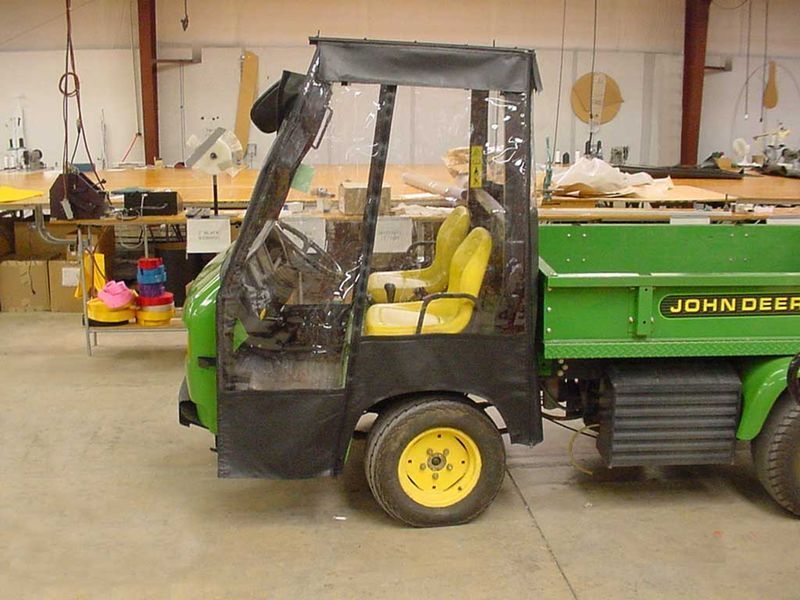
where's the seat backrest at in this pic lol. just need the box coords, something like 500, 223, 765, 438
447, 227, 492, 296
425, 206, 470, 277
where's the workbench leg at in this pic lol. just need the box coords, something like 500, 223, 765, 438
143, 224, 149, 257
78, 229, 93, 356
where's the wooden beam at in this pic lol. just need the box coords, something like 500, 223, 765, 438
680, 0, 711, 166
234, 51, 259, 150
137, 0, 159, 165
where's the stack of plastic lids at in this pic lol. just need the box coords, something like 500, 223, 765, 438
136, 257, 175, 326
88, 281, 136, 325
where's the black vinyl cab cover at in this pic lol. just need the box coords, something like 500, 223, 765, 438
215, 37, 542, 478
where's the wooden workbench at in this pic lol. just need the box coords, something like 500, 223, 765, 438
678, 173, 800, 203
0, 165, 453, 207
5, 165, 800, 205
4, 165, 800, 223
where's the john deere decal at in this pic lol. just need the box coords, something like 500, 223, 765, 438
660, 294, 800, 318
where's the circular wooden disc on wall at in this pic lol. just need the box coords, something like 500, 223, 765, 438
570, 72, 623, 125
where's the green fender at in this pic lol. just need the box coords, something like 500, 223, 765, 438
737, 356, 792, 440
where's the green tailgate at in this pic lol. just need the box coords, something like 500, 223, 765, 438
539, 224, 800, 359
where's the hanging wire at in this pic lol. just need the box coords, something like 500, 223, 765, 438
760, 0, 769, 123
744, 0, 752, 119
552, 0, 568, 156
179, 64, 187, 163
587, 0, 599, 152
0, 0, 100, 49
59, 0, 104, 188
119, 0, 144, 165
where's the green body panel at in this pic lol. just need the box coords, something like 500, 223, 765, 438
539, 224, 800, 359
737, 356, 792, 440
182, 250, 228, 433
183, 223, 800, 442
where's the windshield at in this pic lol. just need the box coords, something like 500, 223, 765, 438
217, 54, 382, 392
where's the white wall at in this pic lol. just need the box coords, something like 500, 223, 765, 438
1, 0, 799, 171
0, 48, 141, 168
699, 55, 800, 160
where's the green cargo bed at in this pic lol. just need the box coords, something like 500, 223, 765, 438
539, 224, 800, 359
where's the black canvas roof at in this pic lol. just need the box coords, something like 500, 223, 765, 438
310, 37, 541, 94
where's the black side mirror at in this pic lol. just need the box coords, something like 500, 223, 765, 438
250, 71, 305, 133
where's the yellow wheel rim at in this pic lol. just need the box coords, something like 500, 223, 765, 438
397, 427, 482, 508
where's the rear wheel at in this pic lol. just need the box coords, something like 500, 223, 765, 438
752, 393, 800, 516
365, 396, 505, 527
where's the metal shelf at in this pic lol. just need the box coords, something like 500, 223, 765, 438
77, 225, 187, 355
87, 319, 186, 334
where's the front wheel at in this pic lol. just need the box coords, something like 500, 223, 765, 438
365, 396, 505, 527
752, 393, 800, 516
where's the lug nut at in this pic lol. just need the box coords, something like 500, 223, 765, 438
432, 473, 439, 480
427, 448, 433, 455
443, 449, 449, 456
420, 464, 426, 470
446, 464, 453, 471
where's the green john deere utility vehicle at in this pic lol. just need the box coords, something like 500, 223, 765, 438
180, 37, 800, 527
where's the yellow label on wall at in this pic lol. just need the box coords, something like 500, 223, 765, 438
469, 145, 483, 188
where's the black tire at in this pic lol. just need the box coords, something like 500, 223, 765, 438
365, 396, 505, 527
752, 393, 800, 516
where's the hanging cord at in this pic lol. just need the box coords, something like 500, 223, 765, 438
587, 0, 599, 152
552, 0, 568, 156
729, 63, 800, 143
119, 132, 141, 164
179, 64, 187, 163
760, 0, 769, 124
121, 0, 143, 165
59, 0, 104, 189
744, 0, 752, 119
567, 423, 600, 475
0, 0, 99, 49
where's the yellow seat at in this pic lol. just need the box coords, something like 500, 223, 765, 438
367, 205, 470, 303
365, 227, 492, 336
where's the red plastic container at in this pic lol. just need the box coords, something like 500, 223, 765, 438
137, 257, 164, 270
138, 291, 174, 306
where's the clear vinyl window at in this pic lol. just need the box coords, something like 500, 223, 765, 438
226, 83, 380, 392
363, 87, 529, 338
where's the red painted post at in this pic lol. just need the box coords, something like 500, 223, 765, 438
137, 0, 159, 165
680, 0, 712, 166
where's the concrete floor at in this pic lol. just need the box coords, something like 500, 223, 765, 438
2, 313, 799, 599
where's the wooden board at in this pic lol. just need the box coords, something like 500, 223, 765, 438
544, 184, 731, 205
678, 173, 800, 203
0, 165, 454, 207
4, 166, 799, 213
539, 207, 800, 222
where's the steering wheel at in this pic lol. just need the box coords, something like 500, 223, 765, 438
274, 221, 342, 279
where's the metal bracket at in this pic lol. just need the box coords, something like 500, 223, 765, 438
34, 205, 72, 246
635, 286, 653, 337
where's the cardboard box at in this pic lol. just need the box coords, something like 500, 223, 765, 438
338, 182, 391, 216
0, 220, 13, 257
14, 221, 77, 258
14, 221, 116, 258
0, 256, 52, 312
48, 259, 83, 313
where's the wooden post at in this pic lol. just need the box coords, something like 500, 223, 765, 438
137, 0, 159, 165
680, 0, 711, 166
